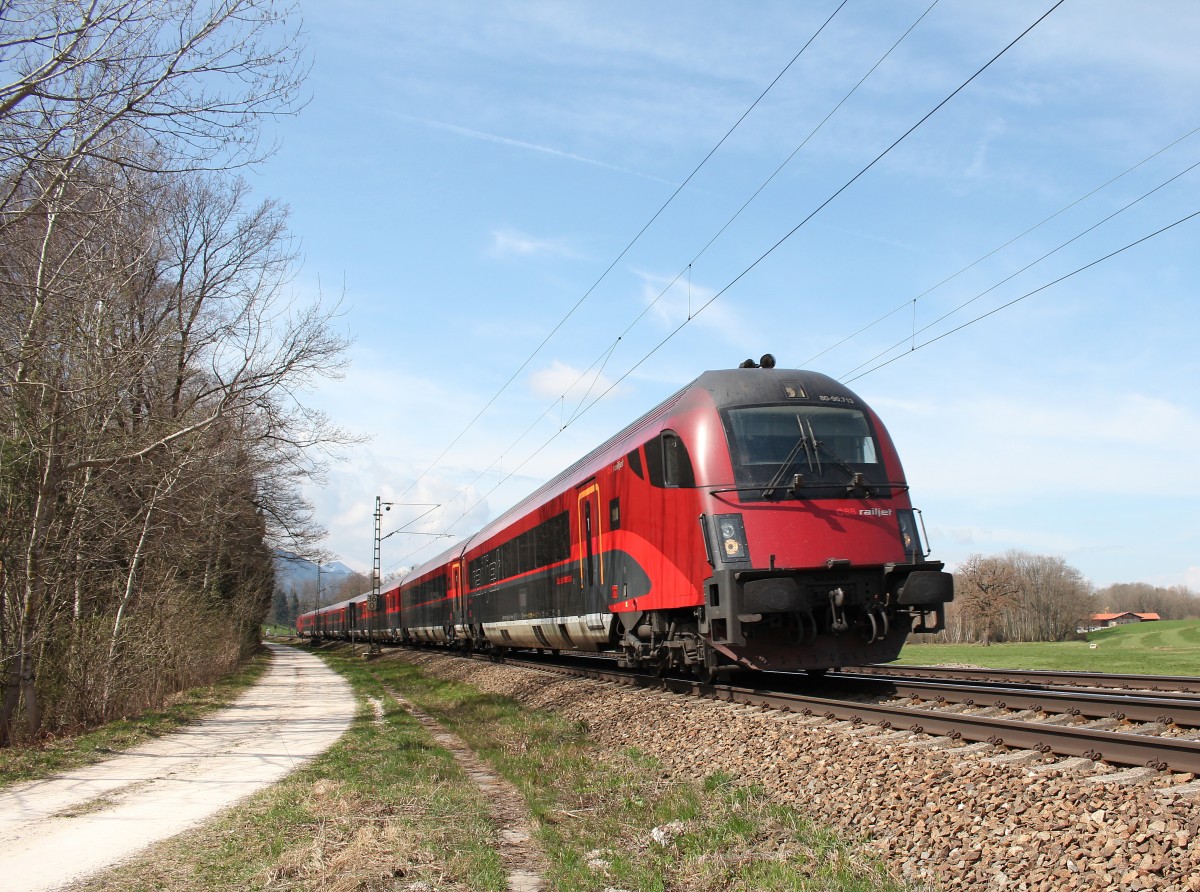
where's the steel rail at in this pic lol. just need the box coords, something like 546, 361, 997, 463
844, 664, 1200, 693
829, 673, 1200, 727
720, 685, 1200, 774
515, 657, 1200, 775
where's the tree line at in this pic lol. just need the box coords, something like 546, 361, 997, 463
1, 1, 349, 745
928, 549, 1200, 645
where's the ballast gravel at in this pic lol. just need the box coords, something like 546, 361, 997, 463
398, 652, 1200, 892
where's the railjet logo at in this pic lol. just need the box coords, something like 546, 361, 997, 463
836, 507, 893, 518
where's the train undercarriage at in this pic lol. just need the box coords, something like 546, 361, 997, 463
616, 561, 953, 680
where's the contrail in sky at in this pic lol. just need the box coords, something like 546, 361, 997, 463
397, 114, 674, 185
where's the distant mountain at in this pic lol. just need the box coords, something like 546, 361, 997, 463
273, 551, 356, 605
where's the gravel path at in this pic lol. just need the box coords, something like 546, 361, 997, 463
399, 651, 1200, 892
0, 644, 354, 892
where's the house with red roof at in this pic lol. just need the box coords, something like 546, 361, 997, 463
1089, 611, 1161, 628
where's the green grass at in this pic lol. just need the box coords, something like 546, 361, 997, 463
261, 623, 298, 638
353, 650, 910, 892
0, 649, 271, 788
896, 619, 1200, 676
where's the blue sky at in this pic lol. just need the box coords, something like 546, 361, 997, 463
251, 1, 1200, 591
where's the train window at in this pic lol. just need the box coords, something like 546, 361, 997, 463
407, 574, 448, 603
648, 432, 696, 487
534, 511, 570, 567
627, 448, 644, 479
662, 433, 695, 487
644, 431, 695, 488
645, 437, 664, 487
468, 511, 570, 588
722, 406, 885, 498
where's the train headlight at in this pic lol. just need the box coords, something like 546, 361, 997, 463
714, 513, 749, 563
897, 509, 927, 560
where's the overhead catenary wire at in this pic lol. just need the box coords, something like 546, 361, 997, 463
396, 1, 851, 502
803, 122, 1200, 369
842, 207, 1200, 384
553, 0, 1069, 425
548, 0, 942, 423
837, 155, 1200, 380
453, 0, 944, 488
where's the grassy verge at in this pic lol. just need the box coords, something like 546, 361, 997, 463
896, 619, 1200, 675
0, 648, 271, 788
73, 645, 914, 892
359, 649, 909, 892
262, 624, 298, 638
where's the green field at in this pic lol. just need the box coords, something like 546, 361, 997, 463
894, 619, 1200, 676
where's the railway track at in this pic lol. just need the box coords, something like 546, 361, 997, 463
495, 652, 1200, 775
818, 671, 1200, 727
843, 663, 1200, 694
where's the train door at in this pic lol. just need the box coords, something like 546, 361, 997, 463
449, 559, 469, 639
576, 480, 604, 614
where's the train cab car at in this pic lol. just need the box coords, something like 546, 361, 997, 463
662, 364, 952, 674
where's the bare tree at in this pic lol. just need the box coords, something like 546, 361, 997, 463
1002, 551, 1094, 642
0, 0, 307, 230
0, 1, 339, 744
953, 554, 1022, 646
334, 572, 373, 601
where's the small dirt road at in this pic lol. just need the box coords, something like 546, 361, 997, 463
0, 643, 353, 892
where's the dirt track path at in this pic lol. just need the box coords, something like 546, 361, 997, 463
0, 643, 354, 892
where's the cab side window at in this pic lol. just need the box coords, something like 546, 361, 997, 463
645, 431, 695, 488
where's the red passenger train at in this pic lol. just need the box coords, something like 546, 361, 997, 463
297, 359, 953, 677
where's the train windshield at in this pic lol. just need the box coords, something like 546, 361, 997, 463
722, 405, 887, 499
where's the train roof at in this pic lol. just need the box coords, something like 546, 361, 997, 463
693, 366, 866, 410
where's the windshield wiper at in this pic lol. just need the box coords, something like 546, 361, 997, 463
800, 416, 820, 474
761, 416, 819, 499
808, 437, 875, 497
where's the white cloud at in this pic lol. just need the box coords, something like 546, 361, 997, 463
489, 228, 582, 260
528, 359, 621, 405
631, 268, 766, 353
